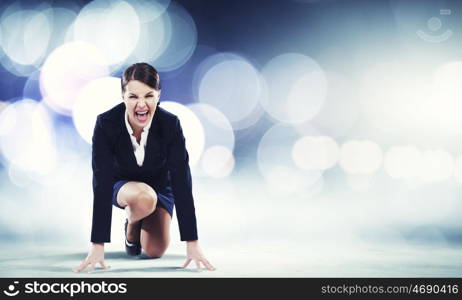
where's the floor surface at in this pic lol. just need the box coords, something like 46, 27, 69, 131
1, 239, 461, 277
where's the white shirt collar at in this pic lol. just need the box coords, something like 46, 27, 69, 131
124, 107, 153, 136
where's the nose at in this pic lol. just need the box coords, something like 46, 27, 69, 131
137, 98, 147, 107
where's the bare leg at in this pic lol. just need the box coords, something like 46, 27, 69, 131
116, 181, 157, 242
141, 206, 172, 258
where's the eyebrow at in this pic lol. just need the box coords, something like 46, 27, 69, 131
129, 92, 154, 96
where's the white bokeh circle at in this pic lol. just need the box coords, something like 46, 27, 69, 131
0, 9, 51, 66
261, 53, 327, 123
72, 77, 123, 144
159, 101, 205, 167
200, 145, 235, 178
339, 140, 383, 175
0, 99, 57, 175
40, 41, 110, 116
292, 135, 339, 170
72, 0, 140, 66
152, 2, 197, 72
197, 53, 262, 128
187, 103, 235, 151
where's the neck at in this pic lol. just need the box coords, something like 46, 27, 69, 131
127, 115, 142, 135
132, 127, 143, 138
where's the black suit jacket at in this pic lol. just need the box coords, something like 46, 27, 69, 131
90, 102, 198, 243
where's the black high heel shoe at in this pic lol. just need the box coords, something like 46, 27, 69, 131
124, 218, 141, 256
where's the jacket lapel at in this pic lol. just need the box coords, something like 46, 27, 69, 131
118, 106, 140, 167
118, 105, 165, 169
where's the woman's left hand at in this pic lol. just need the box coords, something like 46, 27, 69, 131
181, 240, 215, 271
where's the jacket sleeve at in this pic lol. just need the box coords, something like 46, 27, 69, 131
166, 117, 198, 241
90, 116, 115, 243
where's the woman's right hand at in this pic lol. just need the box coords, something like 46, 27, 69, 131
73, 242, 110, 273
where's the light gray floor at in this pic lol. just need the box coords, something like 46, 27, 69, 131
1, 239, 461, 277
1, 174, 462, 277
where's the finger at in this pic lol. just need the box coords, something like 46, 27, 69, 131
87, 262, 96, 273
74, 261, 89, 273
99, 261, 110, 270
194, 260, 202, 272
202, 259, 215, 271
181, 258, 192, 269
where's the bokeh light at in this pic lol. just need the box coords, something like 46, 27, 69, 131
152, 2, 197, 72
257, 123, 323, 197
339, 140, 383, 175
291, 135, 339, 170
71, 0, 140, 66
0, 0, 461, 266
72, 77, 122, 144
0, 101, 13, 135
187, 103, 235, 151
127, 1, 171, 66
0, 99, 56, 175
359, 62, 430, 135
0, 8, 51, 75
453, 155, 462, 184
7, 163, 35, 188
200, 145, 235, 178
427, 61, 462, 135
196, 53, 263, 129
309, 72, 359, 138
23, 70, 41, 101
40, 41, 110, 115
130, 0, 171, 22
159, 101, 205, 167
261, 53, 327, 124
43, 7, 78, 55
384, 145, 423, 180
418, 149, 454, 183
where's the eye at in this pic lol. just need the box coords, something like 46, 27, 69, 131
146, 95, 153, 98
129, 95, 137, 99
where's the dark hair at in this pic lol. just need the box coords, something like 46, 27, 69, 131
121, 62, 161, 93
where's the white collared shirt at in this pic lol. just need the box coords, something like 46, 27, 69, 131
124, 108, 153, 167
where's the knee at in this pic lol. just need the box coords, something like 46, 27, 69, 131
144, 241, 169, 258
127, 188, 157, 210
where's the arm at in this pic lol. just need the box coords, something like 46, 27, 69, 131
166, 117, 214, 271
74, 116, 114, 273
90, 115, 115, 243
166, 117, 198, 241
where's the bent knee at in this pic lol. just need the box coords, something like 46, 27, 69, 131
126, 186, 157, 207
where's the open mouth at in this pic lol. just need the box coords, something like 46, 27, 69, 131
134, 110, 149, 122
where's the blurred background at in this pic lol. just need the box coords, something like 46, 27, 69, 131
1, 0, 462, 276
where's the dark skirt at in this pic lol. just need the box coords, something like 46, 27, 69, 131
112, 180, 174, 217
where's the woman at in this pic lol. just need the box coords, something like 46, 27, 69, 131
74, 63, 214, 273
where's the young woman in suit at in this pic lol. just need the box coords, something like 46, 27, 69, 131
74, 63, 214, 272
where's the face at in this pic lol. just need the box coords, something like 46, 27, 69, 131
122, 80, 160, 131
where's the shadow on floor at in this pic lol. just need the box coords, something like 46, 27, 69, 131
1, 264, 199, 275
0, 252, 185, 263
